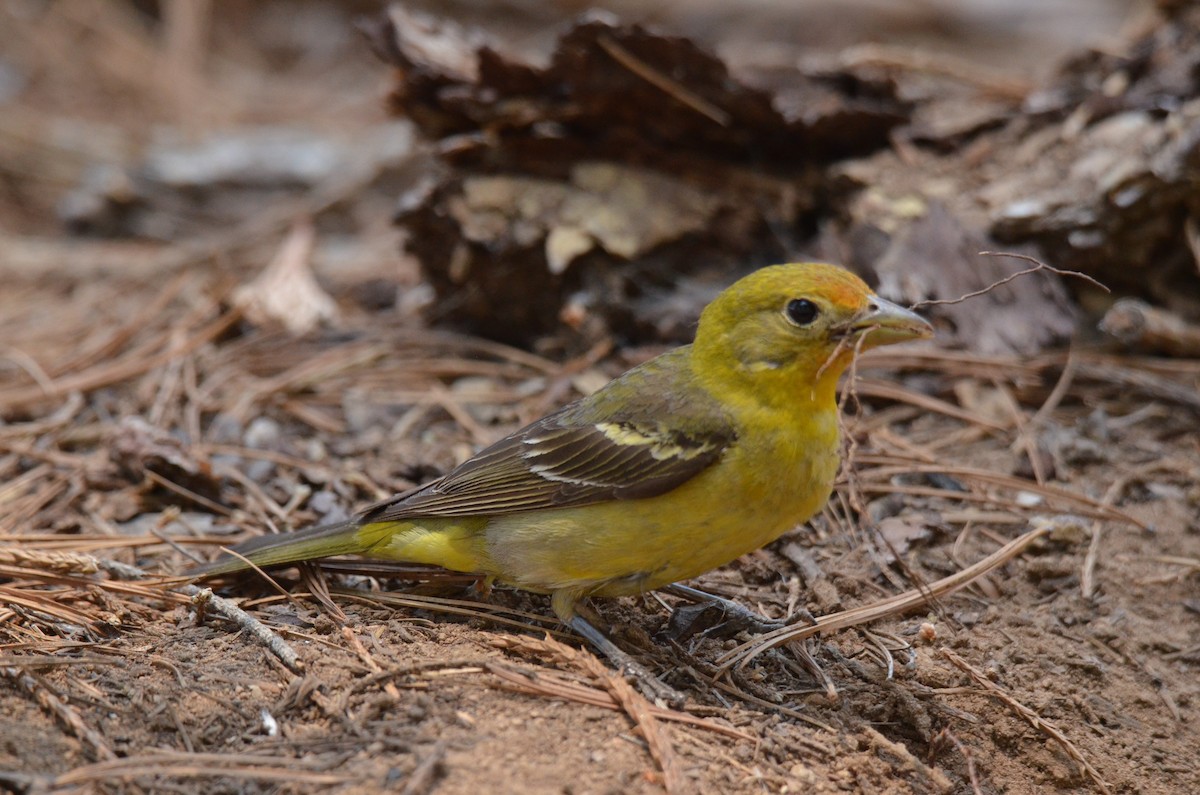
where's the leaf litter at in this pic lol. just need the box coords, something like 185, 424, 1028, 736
3, 238, 1197, 792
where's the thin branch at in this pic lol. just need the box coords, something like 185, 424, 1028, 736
183, 585, 304, 673
911, 251, 1109, 310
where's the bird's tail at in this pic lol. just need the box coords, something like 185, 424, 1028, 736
191, 520, 392, 577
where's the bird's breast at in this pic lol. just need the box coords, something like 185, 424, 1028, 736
659, 404, 841, 577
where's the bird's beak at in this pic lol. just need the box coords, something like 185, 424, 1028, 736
845, 296, 933, 347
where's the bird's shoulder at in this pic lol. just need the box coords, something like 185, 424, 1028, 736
360, 346, 737, 521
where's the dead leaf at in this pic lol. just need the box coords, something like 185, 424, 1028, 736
233, 219, 337, 335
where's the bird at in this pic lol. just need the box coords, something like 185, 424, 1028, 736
195, 262, 932, 689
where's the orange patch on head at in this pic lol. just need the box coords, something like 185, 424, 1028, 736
699, 263, 875, 328
791, 264, 872, 312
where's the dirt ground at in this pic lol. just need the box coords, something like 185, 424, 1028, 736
2, 274, 1198, 795
2, 2, 1198, 794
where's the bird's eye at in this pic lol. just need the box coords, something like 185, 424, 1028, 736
785, 298, 819, 326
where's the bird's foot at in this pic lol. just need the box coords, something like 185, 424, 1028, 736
466, 575, 494, 600
661, 583, 817, 642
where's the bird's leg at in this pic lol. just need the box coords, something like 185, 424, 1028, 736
563, 602, 685, 709
660, 583, 817, 642
467, 574, 495, 600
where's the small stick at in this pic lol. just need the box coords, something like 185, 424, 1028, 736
597, 35, 731, 126
1029, 348, 1078, 428
49, 751, 347, 787
716, 526, 1051, 671
838, 43, 1032, 101
217, 546, 299, 605
0, 345, 57, 396
911, 251, 1109, 310
183, 585, 304, 673
492, 635, 687, 792
143, 470, 232, 516
940, 648, 1111, 795
932, 728, 984, 795
0, 306, 242, 412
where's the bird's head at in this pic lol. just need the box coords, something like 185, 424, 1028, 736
692, 263, 933, 405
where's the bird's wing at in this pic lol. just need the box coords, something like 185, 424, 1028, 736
360, 350, 736, 521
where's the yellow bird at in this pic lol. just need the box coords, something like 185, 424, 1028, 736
197, 263, 931, 676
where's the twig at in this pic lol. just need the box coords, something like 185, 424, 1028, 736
932, 728, 983, 795
353, 658, 490, 691
597, 35, 731, 126
854, 379, 1008, 430
1071, 361, 1200, 415
1029, 348, 1078, 428
49, 751, 348, 787
838, 43, 1031, 101
715, 526, 1051, 672
331, 586, 566, 637
51, 270, 193, 376
991, 377, 1046, 485
143, 469, 233, 516
183, 585, 304, 673
0, 392, 84, 440
940, 648, 1111, 795
598, 667, 685, 793
852, 457, 1147, 528
214, 545, 300, 606
911, 251, 1109, 310
0, 346, 56, 397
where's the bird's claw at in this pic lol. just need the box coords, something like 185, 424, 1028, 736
664, 598, 817, 643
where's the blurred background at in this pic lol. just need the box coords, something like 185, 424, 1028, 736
0, 0, 1152, 255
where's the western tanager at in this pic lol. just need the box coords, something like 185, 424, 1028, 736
196, 263, 931, 678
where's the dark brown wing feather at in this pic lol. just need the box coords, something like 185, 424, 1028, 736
359, 348, 735, 522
